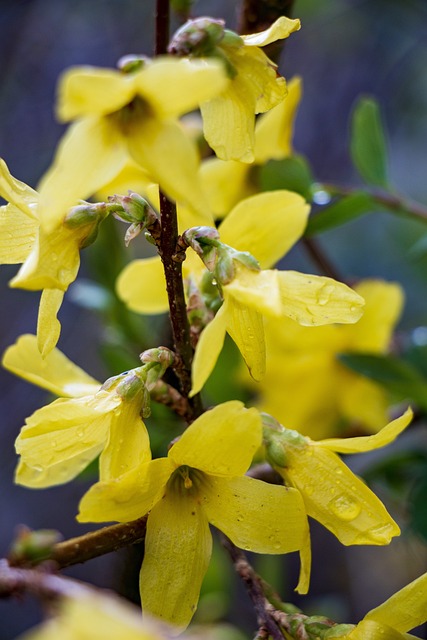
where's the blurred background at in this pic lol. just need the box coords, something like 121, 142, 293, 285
1, 0, 427, 637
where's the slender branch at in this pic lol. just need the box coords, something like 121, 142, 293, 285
323, 182, 427, 225
220, 534, 285, 640
156, 0, 170, 55
302, 237, 346, 283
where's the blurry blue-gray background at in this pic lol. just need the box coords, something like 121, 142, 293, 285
1, 0, 427, 638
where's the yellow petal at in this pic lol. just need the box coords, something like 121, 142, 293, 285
349, 279, 404, 352
99, 400, 151, 481
319, 408, 413, 454
224, 268, 283, 317
190, 303, 227, 396
78, 458, 173, 523
15, 450, 103, 489
36, 289, 64, 357
127, 115, 210, 220
254, 76, 302, 163
15, 393, 118, 486
365, 571, 427, 632
10, 225, 81, 291
283, 445, 400, 546
0, 157, 38, 219
241, 16, 301, 47
37, 117, 128, 232
2, 334, 100, 397
219, 191, 309, 269
94, 161, 153, 200
277, 270, 365, 325
296, 526, 312, 595
347, 620, 408, 640
236, 46, 287, 114
199, 157, 252, 219
140, 491, 212, 632
57, 66, 138, 121
339, 373, 390, 432
202, 476, 307, 554
136, 57, 228, 119
0, 204, 37, 264
226, 296, 266, 381
116, 257, 168, 314
170, 401, 261, 476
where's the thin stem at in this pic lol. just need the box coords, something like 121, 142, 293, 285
156, 0, 170, 55
302, 236, 346, 283
323, 182, 427, 225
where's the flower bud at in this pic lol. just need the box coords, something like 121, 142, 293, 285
117, 54, 148, 74
9, 526, 62, 566
65, 201, 116, 248
109, 192, 157, 225
168, 17, 226, 56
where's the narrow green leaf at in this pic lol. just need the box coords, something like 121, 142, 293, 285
258, 155, 314, 201
339, 353, 427, 411
305, 192, 375, 237
350, 97, 389, 188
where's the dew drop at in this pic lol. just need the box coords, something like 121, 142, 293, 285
368, 523, 395, 543
317, 284, 335, 306
77, 429, 84, 438
32, 464, 43, 473
329, 495, 361, 521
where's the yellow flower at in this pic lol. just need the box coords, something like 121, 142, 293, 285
334, 571, 427, 639
78, 401, 308, 631
18, 592, 175, 640
3, 334, 152, 488
250, 279, 404, 439
0, 159, 107, 355
263, 408, 413, 593
200, 76, 302, 217
185, 16, 301, 162
37, 57, 228, 233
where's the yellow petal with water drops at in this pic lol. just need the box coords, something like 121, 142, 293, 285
10, 225, 81, 291
284, 445, 400, 546
226, 296, 266, 381
202, 475, 307, 554
241, 16, 301, 47
36, 288, 64, 358
57, 66, 137, 121
199, 157, 252, 219
170, 401, 261, 477
15, 392, 117, 471
219, 191, 309, 269
277, 271, 365, 325
37, 117, 128, 233
224, 268, 282, 317
254, 76, 302, 163
319, 407, 413, 454
347, 620, 410, 640
15, 445, 104, 489
78, 457, 173, 523
116, 257, 168, 314
0, 158, 38, 219
99, 400, 151, 482
364, 571, 427, 633
127, 115, 209, 220
0, 203, 37, 265
136, 57, 228, 119
339, 373, 390, 433
200, 80, 256, 163
140, 491, 212, 632
2, 334, 100, 397
349, 280, 404, 352
237, 46, 287, 114
190, 303, 227, 396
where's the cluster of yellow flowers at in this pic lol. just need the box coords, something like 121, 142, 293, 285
1, 13, 426, 640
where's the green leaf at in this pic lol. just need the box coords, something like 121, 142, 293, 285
305, 192, 375, 237
350, 97, 389, 188
339, 353, 427, 411
258, 155, 314, 201
410, 466, 427, 542
171, 0, 194, 14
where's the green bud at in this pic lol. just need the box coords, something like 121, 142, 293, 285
65, 201, 116, 248
231, 248, 260, 272
117, 55, 148, 74
215, 246, 236, 284
9, 526, 62, 566
324, 624, 356, 638
168, 17, 226, 57
183, 226, 220, 271
109, 192, 157, 225
222, 29, 244, 48
115, 368, 147, 399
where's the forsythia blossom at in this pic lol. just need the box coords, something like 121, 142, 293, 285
78, 401, 309, 631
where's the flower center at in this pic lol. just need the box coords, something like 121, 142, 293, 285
167, 465, 205, 497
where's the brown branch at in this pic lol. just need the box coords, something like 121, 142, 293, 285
302, 237, 347, 283
156, 0, 170, 55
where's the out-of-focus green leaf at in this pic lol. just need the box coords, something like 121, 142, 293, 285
339, 353, 427, 411
258, 155, 314, 200
410, 466, 427, 542
171, 0, 194, 14
405, 344, 427, 379
305, 192, 375, 237
350, 97, 389, 188
409, 232, 427, 259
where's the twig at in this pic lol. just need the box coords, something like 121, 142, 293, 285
302, 237, 346, 283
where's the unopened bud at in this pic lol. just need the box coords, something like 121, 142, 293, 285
109, 192, 157, 225
168, 17, 226, 56
9, 526, 62, 566
183, 226, 220, 271
117, 55, 148, 74
65, 201, 116, 248
262, 414, 306, 469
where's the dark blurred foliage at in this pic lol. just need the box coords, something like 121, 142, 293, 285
1, 0, 427, 638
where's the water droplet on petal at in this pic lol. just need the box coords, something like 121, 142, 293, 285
317, 284, 335, 306
329, 495, 361, 521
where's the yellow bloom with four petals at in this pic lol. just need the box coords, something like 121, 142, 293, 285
78, 401, 309, 631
